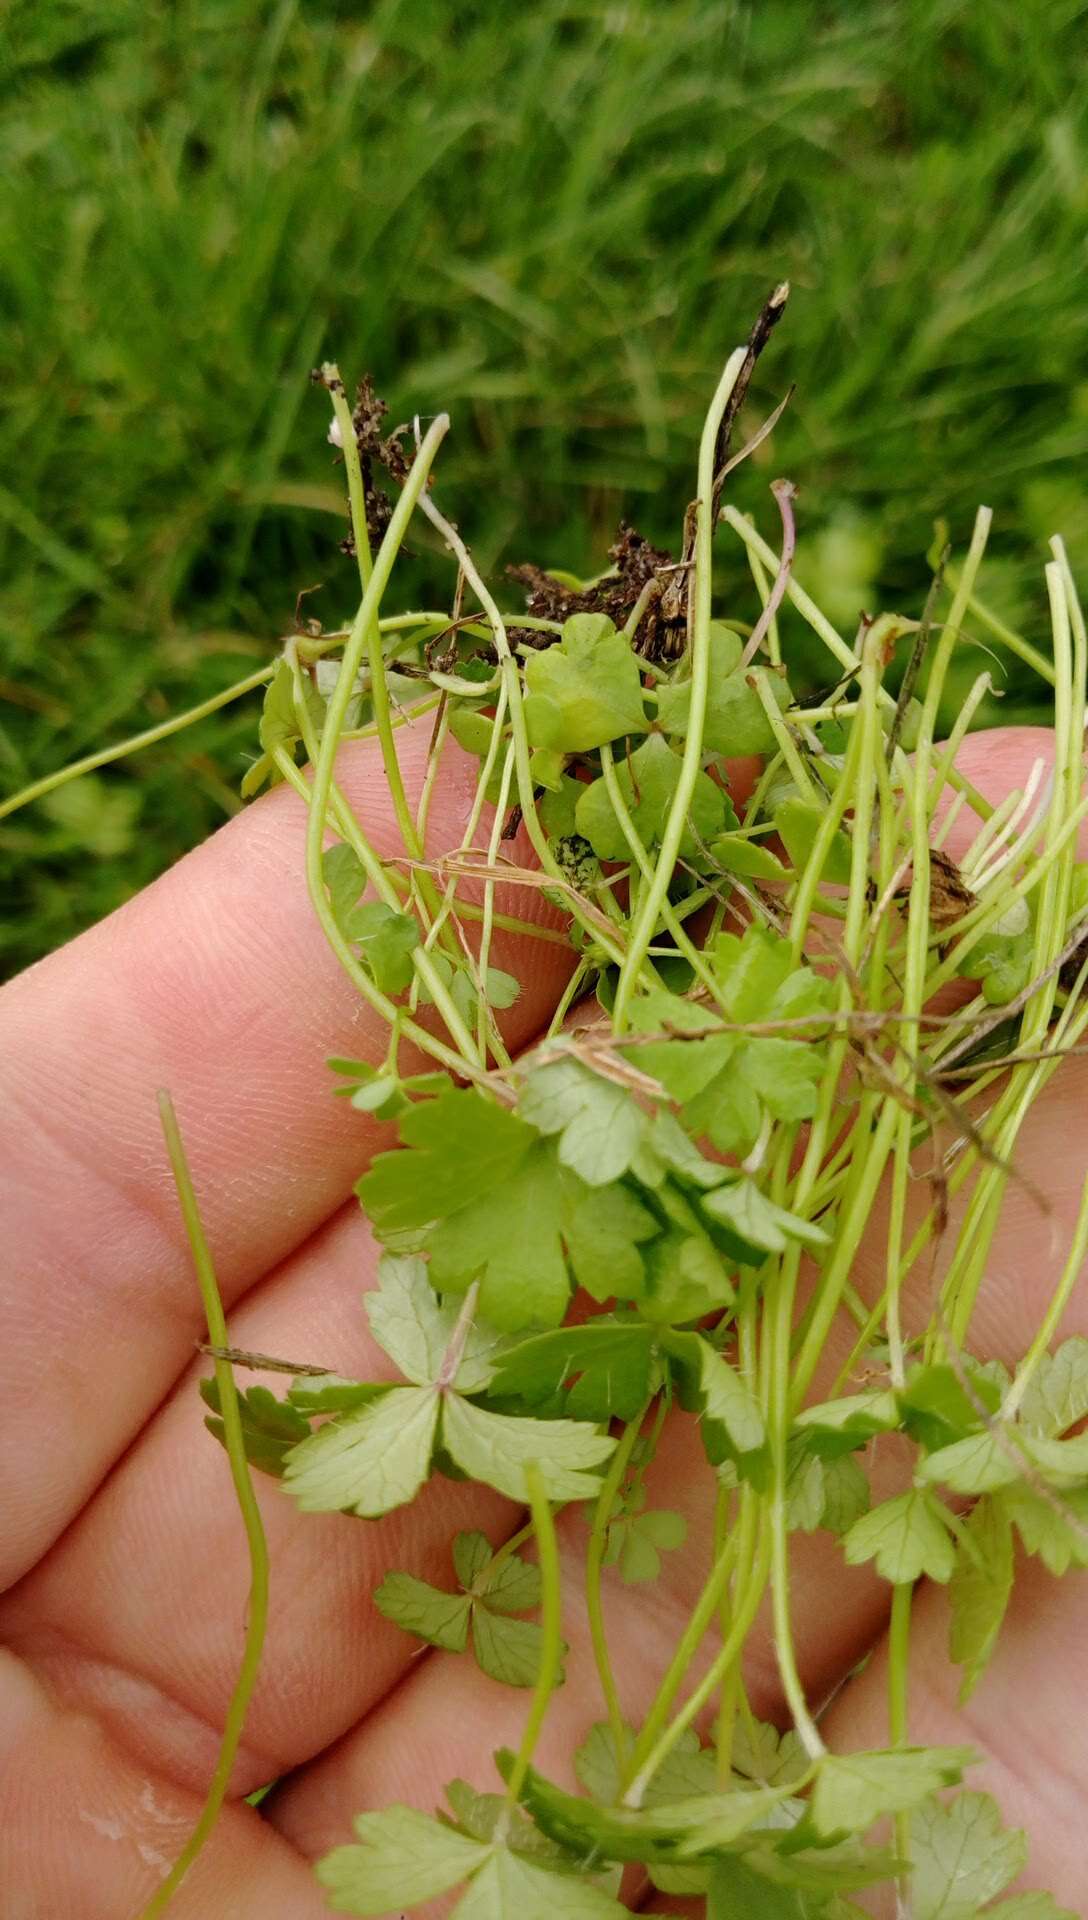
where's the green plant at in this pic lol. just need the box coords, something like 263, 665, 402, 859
9, 296, 1088, 1919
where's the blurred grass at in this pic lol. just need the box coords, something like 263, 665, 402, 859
2, 0, 1088, 975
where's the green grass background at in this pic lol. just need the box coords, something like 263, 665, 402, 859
3, 0, 1088, 976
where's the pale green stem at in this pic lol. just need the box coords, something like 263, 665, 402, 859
1003, 1167, 1088, 1422
752, 669, 819, 799
598, 742, 727, 1006
475, 740, 518, 1065
328, 374, 423, 867
585, 1410, 647, 1770
414, 488, 627, 970
501, 1464, 565, 1815
612, 344, 749, 1030
621, 1521, 745, 1798
623, 1500, 770, 1806
888, 1581, 913, 1886
941, 571, 1057, 685
720, 505, 895, 712
282, 661, 481, 1064
301, 418, 489, 1071
138, 1096, 269, 1920
745, 536, 781, 666
0, 664, 275, 823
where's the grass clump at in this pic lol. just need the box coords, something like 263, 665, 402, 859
4, 0, 1088, 971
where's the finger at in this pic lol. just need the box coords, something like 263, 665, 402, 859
0, 1648, 330, 1919
0, 1199, 511, 1796
821, 1554, 1088, 1907
0, 721, 573, 1590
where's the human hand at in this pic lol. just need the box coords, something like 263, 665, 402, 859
0, 719, 1084, 1917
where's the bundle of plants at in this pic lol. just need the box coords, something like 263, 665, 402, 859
12, 289, 1088, 1919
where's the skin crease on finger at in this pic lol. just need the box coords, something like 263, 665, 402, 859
3, 724, 1088, 1917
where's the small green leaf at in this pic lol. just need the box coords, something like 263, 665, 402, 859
443, 1780, 567, 1862
730, 1715, 808, 1788
323, 842, 367, 928
898, 1361, 1001, 1452
259, 656, 323, 755
701, 1178, 828, 1260
441, 1394, 615, 1504
426, 1143, 572, 1331
348, 1071, 407, 1118
449, 704, 500, 757
1018, 1335, 1088, 1437
347, 900, 421, 993
284, 1384, 436, 1517
484, 967, 521, 1009
999, 1482, 1088, 1576
675, 1784, 807, 1855
626, 987, 734, 1106
452, 1848, 629, 1918
641, 1219, 734, 1325
538, 775, 582, 839
575, 732, 727, 861
359, 1085, 537, 1235
504, 1753, 790, 1865
316, 1805, 489, 1914
818, 1452, 871, 1535
472, 1609, 550, 1688
560, 1171, 659, 1309
793, 1390, 900, 1458
785, 1444, 826, 1532
909, 1791, 1028, 1920
810, 1746, 974, 1840
452, 1529, 494, 1589
949, 1495, 1014, 1703
989, 1896, 1079, 1919
476, 1550, 541, 1615
523, 613, 648, 753
658, 624, 791, 755
519, 1057, 645, 1186
843, 1489, 956, 1584
608, 1504, 687, 1583
286, 1375, 388, 1414
775, 796, 854, 886
667, 1332, 766, 1461
365, 1254, 459, 1386
644, 1107, 726, 1187
373, 1571, 472, 1652
199, 1379, 311, 1477
917, 1430, 1024, 1496
489, 1322, 659, 1423
709, 831, 790, 881
707, 1855, 821, 1919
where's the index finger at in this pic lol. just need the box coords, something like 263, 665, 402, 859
0, 720, 573, 1592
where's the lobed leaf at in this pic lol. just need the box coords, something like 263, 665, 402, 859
440, 1393, 615, 1504
948, 1495, 1014, 1704
523, 613, 649, 753
574, 732, 727, 861
316, 1805, 489, 1914
809, 1746, 975, 1840
284, 1384, 435, 1517
843, 1490, 957, 1585
909, 1791, 1028, 1920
